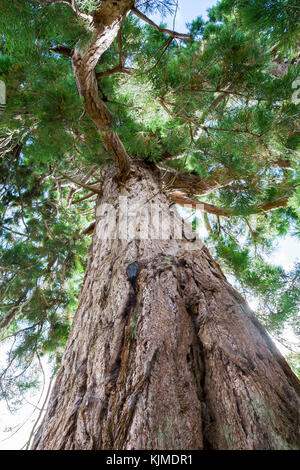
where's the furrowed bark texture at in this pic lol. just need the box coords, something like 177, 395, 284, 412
33, 166, 300, 450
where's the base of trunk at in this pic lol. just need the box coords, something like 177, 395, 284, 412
33, 165, 300, 450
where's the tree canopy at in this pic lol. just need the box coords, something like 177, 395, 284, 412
0, 0, 299, 406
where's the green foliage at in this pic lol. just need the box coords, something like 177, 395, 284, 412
286, 352, 300, 379
205, 213, 299, 338
211, 0, 300, 50
136, 0, 179, 16
0, 0, 299, 405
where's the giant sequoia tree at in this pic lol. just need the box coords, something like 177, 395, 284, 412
0, 0, 300, 450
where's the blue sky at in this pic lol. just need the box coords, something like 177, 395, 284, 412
151, 0, 218, 30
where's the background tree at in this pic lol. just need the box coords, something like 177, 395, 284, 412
0, 0, 299, 449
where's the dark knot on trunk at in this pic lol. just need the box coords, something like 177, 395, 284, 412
126, 261, 139, 293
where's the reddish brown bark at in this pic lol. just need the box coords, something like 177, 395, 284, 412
32, 166, 300, 450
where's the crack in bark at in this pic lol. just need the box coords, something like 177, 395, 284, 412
99, 262, 143, 448
184, 289, 214, 450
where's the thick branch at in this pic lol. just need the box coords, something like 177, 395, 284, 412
258, 197, 289, 212
67, 165, 99, 204
159, 166, 234, 196
72, 192, 96, 204
131, 7, 191, 39
170, 191, 289, 216
71, 1, 134, 176
80, 222, 96, 235
50, 45, 72, 57
29, 0, 72, 5
96, 65, 133, 79
170, 191, 231, 216
167, 87, 245, 98
273, 158, 293, 170
0, 306, 19, 329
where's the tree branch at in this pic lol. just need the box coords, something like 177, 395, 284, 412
58, 172, 103, 194
80, 222, 96, 235
258, 197, 289, 212
159, 165, 234, 196
50, 45, 72, 57
170, 191, 290, 216
96, 65, 133, 79
67, 165, 99, 205
72, 192, 97, 204
117, 17, 126, 67
72, 1, 134, 177
273, 158, 293, 170
131, 7, 191, 39
0, 306, 20, 329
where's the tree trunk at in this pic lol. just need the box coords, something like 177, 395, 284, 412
32, 164, 300, 450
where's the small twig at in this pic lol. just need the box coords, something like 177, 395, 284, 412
80, 222, 95, 235
24, 374, 55, 450
50, 45, 72, 57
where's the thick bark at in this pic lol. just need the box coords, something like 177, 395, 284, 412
32, 165, 300, 450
